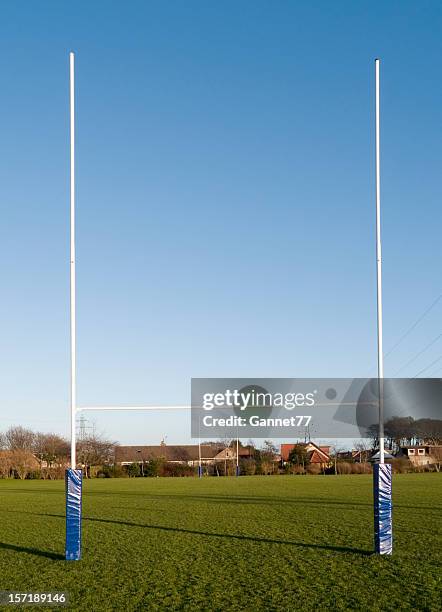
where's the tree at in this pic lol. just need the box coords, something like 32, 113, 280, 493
368, 424, 379, 450
0, 452, 11, 478
259, 440, 278, 475
262, 440, 278, 456
77, 434, 117, 478
10, 450, 36, 480
4, 426, 34, 451
368, 417, 442, 450
33, 433, 69, 474
240, 458, 256, 475
384, 416, 415, 450
126, 462, 140, 477
144, 458, 166, 477
353, 440, 370, 463
329, 445, 346, 474
288, 444, 308, 469
415, 419, 442, 446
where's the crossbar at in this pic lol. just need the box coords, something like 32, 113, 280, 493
77, 405, 191, 411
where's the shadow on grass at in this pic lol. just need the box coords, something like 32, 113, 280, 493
137, 494, 374, 507
68, 492, 442, 512
0, 541, 64, 560
36, 513, 371, 556
0, 488, 63, 494
51, 490, 374, 508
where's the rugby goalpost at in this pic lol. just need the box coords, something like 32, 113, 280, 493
65, 53, 392, 560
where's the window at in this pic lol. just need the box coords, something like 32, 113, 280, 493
408, 449, 415, 455
418, 449, 425, 455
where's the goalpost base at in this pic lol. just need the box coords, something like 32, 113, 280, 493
373, 463, 392, 555
65, 469, 82, 561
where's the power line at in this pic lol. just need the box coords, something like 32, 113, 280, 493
412, 353, 442, 378
384, 293, 442, 359
392, 331, 442, 376
369, 293, 442, 375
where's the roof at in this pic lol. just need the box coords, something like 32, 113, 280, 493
237, 446, 255, 457
115, 445, 224, 463
280, 442, 330, 462
369, 450, 395, 462
308, 449, 328, 464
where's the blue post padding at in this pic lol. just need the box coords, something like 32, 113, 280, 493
373, 463, 393, 555
236, 465, 240, 477
198, 465, 203, 478
65, 469, 82, 561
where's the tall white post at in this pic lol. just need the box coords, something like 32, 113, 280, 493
375, 58, 385, 464
70, 52, 77, 469
198, 414, 202, 476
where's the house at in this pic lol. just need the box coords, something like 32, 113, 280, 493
280, 442, 331, 468
337, 449, 371, 463
397, 445, 442, 467
237, 446, 255, 460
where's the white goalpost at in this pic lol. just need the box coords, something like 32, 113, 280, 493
375, 58, 385, 466
69, 52, 77, 470
372, 58, 392, 556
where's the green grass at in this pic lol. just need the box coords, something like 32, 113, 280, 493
0, 474, 441, 611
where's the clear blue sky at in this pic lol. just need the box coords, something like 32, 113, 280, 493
1, 1, 441, 446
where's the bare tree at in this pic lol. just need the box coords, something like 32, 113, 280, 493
33, 433, 69, 476
1, 428, 36, 479
329, 444, 347, 474
260, 440, 278, 474
353, 440, 371, 463
0, 451, 11, 478
77, 434, 117, 478
10, 449, 36, 480
4, 426, 35, 451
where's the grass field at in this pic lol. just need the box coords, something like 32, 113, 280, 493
0, 474, 441, 611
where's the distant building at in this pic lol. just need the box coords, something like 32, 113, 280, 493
337, 449, 371, 463
280, 442, 331, 468
369, 449, 395, 463
396, 445, 442, 467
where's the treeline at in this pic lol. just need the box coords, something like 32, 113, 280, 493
368, 417, 442, 450
0, 426, 115, 480
1, 424, 441, 480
